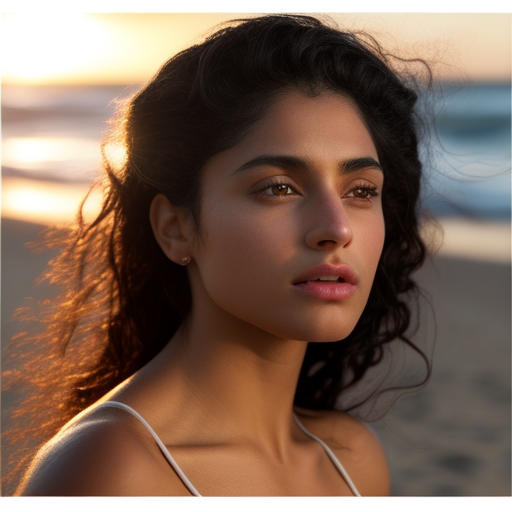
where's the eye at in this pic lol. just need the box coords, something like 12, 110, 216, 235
345, 184, 379, 202
269, 183, 295, 196
254, 179, 299, 199
353, 187, 376, 199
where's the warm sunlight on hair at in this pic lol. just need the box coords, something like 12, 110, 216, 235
102, 141, 128, 170
2, 14, 112, 84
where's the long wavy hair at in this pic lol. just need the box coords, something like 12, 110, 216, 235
3, 14, 433, 491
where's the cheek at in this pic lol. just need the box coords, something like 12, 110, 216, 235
356, 203, 385, 252
192, 202, 326, 341
194, 204, 290, 308
365, 216, 386, 268
350, 212, 385, 301
200, 211, 277, 271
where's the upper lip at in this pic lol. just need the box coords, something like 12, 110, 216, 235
292, 263, 359, 285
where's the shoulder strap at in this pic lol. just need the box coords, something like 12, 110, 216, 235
292, 413, 362, 497
97, 401, 360, 496
97, 400, 201, 496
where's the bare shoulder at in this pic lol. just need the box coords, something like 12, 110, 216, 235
16, 404, 189, 496
294, 407, 390, 496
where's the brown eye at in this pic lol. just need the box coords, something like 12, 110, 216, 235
348, 185, 378, 201
353, 187, 370, 199
271, 184, 292, 196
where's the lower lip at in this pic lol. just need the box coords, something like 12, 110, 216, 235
293, 281, 356, 301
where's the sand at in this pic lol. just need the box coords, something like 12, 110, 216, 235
374, 253, 511, 496
1, 216, 510, 496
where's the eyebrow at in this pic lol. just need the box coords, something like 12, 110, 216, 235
233, 154, 383, 175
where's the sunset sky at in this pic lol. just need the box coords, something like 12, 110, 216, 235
2, 9, 511, 85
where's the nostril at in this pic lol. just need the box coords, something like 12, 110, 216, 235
317, 239, 337, 247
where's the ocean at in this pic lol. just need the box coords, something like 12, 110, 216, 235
2, 82, 511, 219
425, 83, 511, 219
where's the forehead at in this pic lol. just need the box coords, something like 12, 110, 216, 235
202, 89, 379, 179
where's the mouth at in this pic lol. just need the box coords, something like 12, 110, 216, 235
296, 276, 346, 284
292, 264, 358, 301
292, 264, 358, 286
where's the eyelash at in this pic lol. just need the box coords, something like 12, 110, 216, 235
255, 179, 380, 202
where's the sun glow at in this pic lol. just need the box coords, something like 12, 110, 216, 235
3, 136, 99, 164
2, 177, 102, 226
2, 13, 113, 84
1, 13, 509, 85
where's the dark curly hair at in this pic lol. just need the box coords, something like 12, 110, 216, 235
4, 13, 432, 490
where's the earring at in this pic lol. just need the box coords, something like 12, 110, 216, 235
181, 256, 190, 265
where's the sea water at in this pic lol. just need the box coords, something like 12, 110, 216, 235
2, 83, 511, 219
425, 83, 511, 219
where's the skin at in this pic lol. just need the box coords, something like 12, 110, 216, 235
17, 90, 390, 497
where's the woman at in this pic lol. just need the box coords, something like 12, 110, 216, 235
9, 14, 430, 496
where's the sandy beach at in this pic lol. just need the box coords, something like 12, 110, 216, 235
1, 213, 510, 496
376, 250, 511, 496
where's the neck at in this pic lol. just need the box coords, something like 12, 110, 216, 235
156, 299, 308, 451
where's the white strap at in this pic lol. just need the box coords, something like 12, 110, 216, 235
97, 401, 360, 497
97, 400, 201, 496
293, 413, 362, 497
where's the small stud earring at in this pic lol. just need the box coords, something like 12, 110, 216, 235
181, 256, 190, 265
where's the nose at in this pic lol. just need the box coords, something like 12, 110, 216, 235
305, 192, 353, 250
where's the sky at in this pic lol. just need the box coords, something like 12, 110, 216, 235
1, 10, 511, 85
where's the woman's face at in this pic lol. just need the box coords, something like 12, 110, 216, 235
189, 90, 385, 342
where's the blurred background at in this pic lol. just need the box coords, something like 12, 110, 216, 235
1, 12, 511, 496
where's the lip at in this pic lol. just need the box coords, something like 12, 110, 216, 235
292, 263, 358, 301
293, 263, 359, 286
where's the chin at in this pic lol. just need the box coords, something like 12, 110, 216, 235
266, 320, 358, 344
296, 313, 360, 343
301, 329, 354, 344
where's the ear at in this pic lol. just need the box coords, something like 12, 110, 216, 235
150, 194, 195, 265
